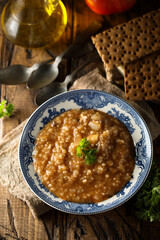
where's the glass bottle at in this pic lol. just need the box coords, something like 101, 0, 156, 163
1, 0, 67, 48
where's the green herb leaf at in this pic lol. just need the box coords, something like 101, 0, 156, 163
80, 137, 90, 148
135, 160, 160, 222
0, 100, 14, 118
76, 138, 97, 165
76, 146, 82, 157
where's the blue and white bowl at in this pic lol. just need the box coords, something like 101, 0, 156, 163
19, 89, 153, 214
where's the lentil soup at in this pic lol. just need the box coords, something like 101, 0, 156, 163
33, 109, 135, 203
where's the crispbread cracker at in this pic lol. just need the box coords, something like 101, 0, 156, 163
124, 51, 160, 100
92, 9, 160, 71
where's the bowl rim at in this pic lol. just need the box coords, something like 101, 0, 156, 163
19, 89, 153, 214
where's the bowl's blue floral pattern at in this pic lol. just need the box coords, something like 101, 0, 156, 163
19, 90, 153, 214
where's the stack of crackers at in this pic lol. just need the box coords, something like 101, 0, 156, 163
92, 9, 160, 101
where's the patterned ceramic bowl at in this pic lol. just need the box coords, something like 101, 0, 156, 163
19, 89, 153, 214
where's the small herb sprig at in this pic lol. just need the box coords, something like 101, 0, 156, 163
0, 100, 14, 118
76, 138, 97, 165
135, 160, 160, 222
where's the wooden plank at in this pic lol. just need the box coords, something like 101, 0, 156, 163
0, 84, 37, 137
73, 0, 102, 38
0, 185, 48, 240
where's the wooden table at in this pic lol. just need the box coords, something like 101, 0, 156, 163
0, 0, 160, 239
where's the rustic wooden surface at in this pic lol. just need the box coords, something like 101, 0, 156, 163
0, 0, 160, 239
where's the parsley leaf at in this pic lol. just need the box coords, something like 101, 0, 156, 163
0, 100, 14, 118
76, 138, 97, 165
76, 146, 82, 157
135, 160, 160, 222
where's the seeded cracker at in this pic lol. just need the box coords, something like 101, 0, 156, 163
91, 9, 160, 72
124, 52, 160, 101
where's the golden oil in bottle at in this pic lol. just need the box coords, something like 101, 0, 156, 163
1, 0, 67, 48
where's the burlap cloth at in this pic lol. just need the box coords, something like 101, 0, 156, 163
0, 68, 160, 218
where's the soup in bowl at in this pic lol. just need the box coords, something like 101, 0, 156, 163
19, 89, 152, 214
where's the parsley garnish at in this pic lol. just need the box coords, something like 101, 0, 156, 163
76, 138, 97, 165
0, 100, 14, 118
135, 160, 160, 222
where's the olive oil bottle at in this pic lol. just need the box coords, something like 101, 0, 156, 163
1, 0, 67, 48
